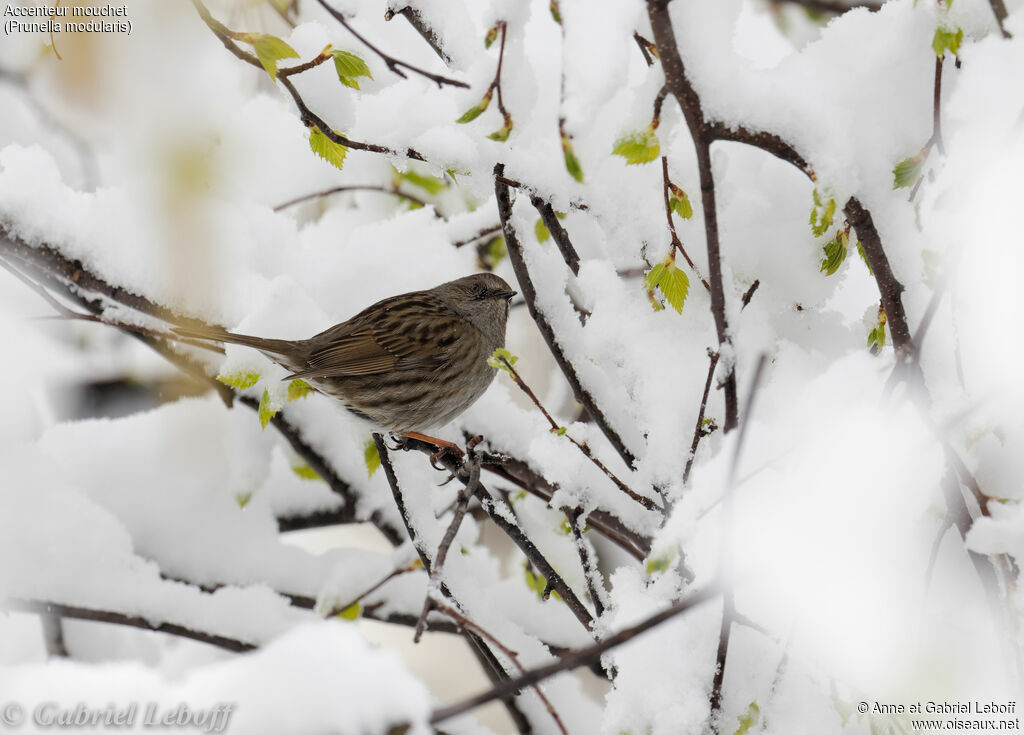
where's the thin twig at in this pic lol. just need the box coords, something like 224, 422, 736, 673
660, 156, 710, 292
496, 164, 639, 467
633, 32, 657, 67
430, 585, 719, 724
569, 507, 607, 617
273, 185, 431, 212
498, 356, 659, 512
313, 0, 468, 88
683, 349, 721, 485
529, 196, 580, 275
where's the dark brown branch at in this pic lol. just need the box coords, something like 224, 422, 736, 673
7, 599, 256, 653
842, 198, 913, 352
431, 585, 718, 724
987, 0, 1012, 38
706, 123, 811, 175
529, 196, 580, 275
633, 32, 657, 67
496, 164, 638, 467
453, 224, 502, 249
313, 0, 468, 88
273, 185, 431, 212
384, 6, 453, 64
569, 507, 606, 618
646, 0, 738, 432
770, 0, 883, 13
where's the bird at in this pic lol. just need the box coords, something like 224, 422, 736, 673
174, 272, 517, 451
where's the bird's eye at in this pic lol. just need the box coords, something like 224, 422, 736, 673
472, 284, 487, 299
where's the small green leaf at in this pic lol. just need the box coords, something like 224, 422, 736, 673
550, 0, 562, 24
337, 602, 362, 621
288, 379, 313, 401
456, 96, 490, 123
364, 438, 381, 478
809, 192, 836, 237
554, 426, 567, 436
645, 555, 670, 575
669, 193, 693, 220
250, 33, 299, 79
559, 518, 572, 535
235, 491, 253, 509
331, 49, 372, 89
643, 259, 690, 314
291, 463, 321, 480
258, 388, 276, 429
820, 231, 848, 276
309, 127, 348, 171
855, 240, 872, 275
734, 701, 761, 735
485, 236, 507, 268
535, 218, 551, 243
510, 490, 527, 503
217, 371, 260, 390
868, 308, 887, 353
397, 168, 445, 195
487, 347, 518, 373
893, 152, 926, 189
932, 26, 963, 58
612, 127, 660, 165
484, 25, 498, 48
487, 123, 512, 142
562, 134, 584, 182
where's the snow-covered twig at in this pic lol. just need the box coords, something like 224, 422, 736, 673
431, 584, 720, 725
495, 164, 639, 468
529, 195, 580, 275
683, 349, 720, 485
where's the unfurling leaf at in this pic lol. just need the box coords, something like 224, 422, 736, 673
809, 190, 836, 237
337, 602, 362, 620
235, 491, 253, 509
893, 152, 926, 189
535, 218, 551, 243
309, 127, 348, 171
612, 127, 660, 165
363, 438, 381, 478
932, 26, 963, 58
248, 33, 299, 79
820, 230, 849, 276
643, 259, 690, 314
669, 192, 693, 219
217, 371, 260, 390
488, 347, 519, 373
856, 240, 872, 274
396, 167, 445, 195
487, 123, 513, 142
331, 49, 373, 89
291, 463, 320, 480
868, 307, 887, 353
550, 0, 562, 24
561, 133, 584, 182
523, 561, 561, 601
484, 25, 499, 48
456, 94, 491, 123
645, 555, 670, 574
288, 379, 313, 401
734, 701, 761, 735
258, 388, 276, 429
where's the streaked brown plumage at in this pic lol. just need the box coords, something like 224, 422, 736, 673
175, 273, 516, 434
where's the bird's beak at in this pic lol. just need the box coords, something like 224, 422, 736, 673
500, 290, 517, 302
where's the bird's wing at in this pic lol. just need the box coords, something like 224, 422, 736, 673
286, 295, 464, 380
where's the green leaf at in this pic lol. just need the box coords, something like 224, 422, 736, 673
562, 134, 584, 182
484, 25, 498, 49
535, 218, 551, 243
250, 33, 299, 79
643, 260, 690, 314
485, 236, 507, 268
893, 152, 925, 189
291, 463, 321, 480
820, 231, 848, 276
331, 49, 372, 89
363, 438, 381, 478
523, 561, 546, 597
309, 127, 348, 171
612, 127, 660, 165
487, 123, 513, 142
337, 602, 362, 621
554, 426, 567, 436
932, 26, 963, 58
288, 379, 313, 401
487, 347, 518, 373
456, 95, 490, 123
217, 371, 260, 390
258, 388, 276, 429
734, 701, 761, 735
810, 192, 836, 237
397, 168, 445, 195
235, 491, 253, 509
856, 240, 873, 275
669, 193, 693, 219
550, 0, 562, 24
645, 555, 670, 574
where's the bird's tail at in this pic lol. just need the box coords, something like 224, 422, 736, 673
172, 324, 295, 355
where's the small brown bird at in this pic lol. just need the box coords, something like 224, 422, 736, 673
175, 273, 516, 448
